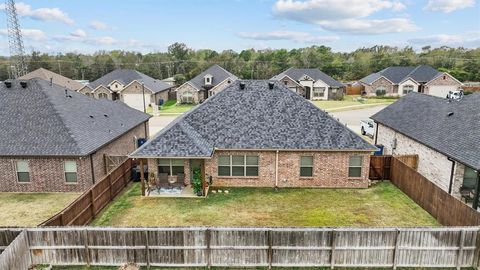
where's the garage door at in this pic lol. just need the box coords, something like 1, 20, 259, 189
123, 93, 151, 111
428, 85, 459, 98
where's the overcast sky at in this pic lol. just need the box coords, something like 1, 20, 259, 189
0, 0, 478, 55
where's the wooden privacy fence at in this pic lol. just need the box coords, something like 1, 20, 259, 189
369, 155, 418, 180
0, 230, 30, 270
4, 227, 478, 269
40, 159, 135, 226
390, 157, 480, 226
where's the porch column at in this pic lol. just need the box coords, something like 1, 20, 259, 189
473, 171, 480, 210
140, 159, 145, 196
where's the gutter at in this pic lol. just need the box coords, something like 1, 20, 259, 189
374, 123, 379, 145
447, 157, 455, 194
89, 153, 96, 184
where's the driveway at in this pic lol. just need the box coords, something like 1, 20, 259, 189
149, 116, 177, 136
329, 105, 387, 136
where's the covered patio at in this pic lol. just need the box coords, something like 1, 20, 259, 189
137, 158, 209, 198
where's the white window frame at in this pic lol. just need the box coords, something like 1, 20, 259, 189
300, 156, 314, 177
98, 93, 108, 99
402, 85, 414, 95
348, 156, 363, 178
313, 87, 326, 98
375, 86, 386, 96
182, 91, 194, 103
218, 155, 259, 177
15, 160, 30, 183
64, 161, 78, 183
157, 159, 184, 176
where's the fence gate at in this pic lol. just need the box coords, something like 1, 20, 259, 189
369, 156, 392, 180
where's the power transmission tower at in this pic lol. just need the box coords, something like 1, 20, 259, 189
5, 0, 28, 78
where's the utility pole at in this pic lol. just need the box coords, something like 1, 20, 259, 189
4, 0, 28, 78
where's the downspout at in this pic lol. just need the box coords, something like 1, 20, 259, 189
473, 171, 480, 210
275, 150, 279, 189
89, 154, 96, 185
447, 157, 455, 194
374, 123, 379, 145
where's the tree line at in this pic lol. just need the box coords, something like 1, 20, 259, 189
1, 43, 478, 83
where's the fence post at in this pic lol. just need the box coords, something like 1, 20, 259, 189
83, 229, 91, 266
145, 230, 150, 269
24, 229, 33, 267
59, 213, 64, 226
89, 189, 95, 218
330, 229, 336, 269
392, 229, 400, 270
267, 229, 273, 269
206, 228, 211, 268
108, 174, 113, 201
457, 229, 466, 270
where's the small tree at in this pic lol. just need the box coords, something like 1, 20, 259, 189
192, 168, 203, 195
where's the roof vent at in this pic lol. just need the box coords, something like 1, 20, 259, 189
89, 115, 94, 119
239, 82, 246, 90
4, 81, 12, 88
64, 89, 72, 98
447, 112, 454, 117
104, 114, 108, 117
268, 82, 274, 90
20, 81, 27, 88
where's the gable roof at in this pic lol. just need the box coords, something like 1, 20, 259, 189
272, 68, 344, 87
132, 80, 375, 158
188, 64, 238, 90
19, 68, 84, 91
371, 93, 480, 170
360, 65, 443, 85
88, 69, 173, 93
0, 79, 150, 157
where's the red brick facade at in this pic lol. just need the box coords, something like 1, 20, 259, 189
0, 123, 148, 192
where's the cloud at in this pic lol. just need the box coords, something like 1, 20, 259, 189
424, 0, 475, 13
70, 29, 87, 38
0, 28, 47, 41
408, 31, 480, 47
237, 30, 339, 43
318, 18, 419, 34
0, 2, 74, 25
89, 20, 109, 30
272, 0, 418, 34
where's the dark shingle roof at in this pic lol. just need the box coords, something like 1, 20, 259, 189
371, 93, 480, 170
272, 68, 344, 87
360, 65, 442, 85
188, 64, 238, 90
88, 69, 173, 93
132, 80, 375, 158
0, 79, 150, 156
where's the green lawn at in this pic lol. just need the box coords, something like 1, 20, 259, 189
0, 192, 80, 227
92, 182, 437, 227
313, 95, 397, 111
159, 100, 195, 114
47, 267, 469, 270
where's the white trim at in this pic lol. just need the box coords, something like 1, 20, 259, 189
277, 74, 303, 88
175, 81, 201, 92
368, 75, 395, 85
92, 85, 113, 94
119, 80, 155, 94
398, 77, 420, 85
208, 77, 236, 93
425, 72, 463, 86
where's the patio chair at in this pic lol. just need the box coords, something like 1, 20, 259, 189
158, 173, 169, 189
146, 172, 158, 196
460, 186, 475, 203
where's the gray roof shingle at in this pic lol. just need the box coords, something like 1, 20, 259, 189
0, 79, 150, 156
132, 80, 375, 158
272, 68, 344, 87
371, 93, 480, 170
360, 65, 442, 85
88, 69, 173, 93
188, 64, 238, 90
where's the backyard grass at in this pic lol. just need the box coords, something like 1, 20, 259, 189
47, 267, 470, 270
92, 182, 437, 227
0, 192, 80, 227
159, 100, 195, 114
313, 95, 397, 111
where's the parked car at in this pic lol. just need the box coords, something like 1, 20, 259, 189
360, 119, 375, 137
447, 90, 464, 100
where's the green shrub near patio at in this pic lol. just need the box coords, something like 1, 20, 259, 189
92, 182, 438, 227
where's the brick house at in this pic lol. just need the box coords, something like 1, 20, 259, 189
271, 68, 345, 100
175, 64, 238, 104
131, 80, 376, 196
0, 79, 150, 192
19, 68, 84, 91
78, 69, 174, 111
371, 93, 480, 208
359, 65, 462, 98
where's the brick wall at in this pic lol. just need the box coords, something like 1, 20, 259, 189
364, 77, 395, 96
424, 73, 462, 94
0, 122, 148, 192
203, 150, 370, 188
209, 78, 235, 97
278, 76, 304, 97
176, 83, 201, 104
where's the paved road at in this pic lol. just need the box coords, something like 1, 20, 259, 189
148, 105, 388, 138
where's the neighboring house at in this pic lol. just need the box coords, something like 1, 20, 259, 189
0, 79, 150, 192
78, 69, 174, 111
359, 65, 462, 98
271, 68, 345, 100
131, 80, 376, 195
175, 64, 238, 104
161, 77, 176, 86
371, 93, 480, 208
19, 68, 84, 91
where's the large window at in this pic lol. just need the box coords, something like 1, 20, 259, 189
313, 87, 325, 98
375, 86, 386, 96
182, 91, 194, 103
402, 85, 414, 95
463, 166, 478, 189
64, 161, 77, 183
218, 155, 259, 177
300, 156, 313, 177
16, 160, 30, 183
158, 159, 184, 176
348, 156, 363, 178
